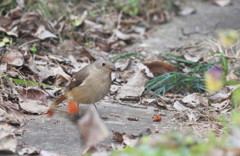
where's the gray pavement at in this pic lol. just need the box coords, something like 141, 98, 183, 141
19, 1, 240, 156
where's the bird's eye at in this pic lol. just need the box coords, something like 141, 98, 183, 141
102, 63, 106, 66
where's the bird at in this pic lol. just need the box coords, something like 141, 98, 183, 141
47, 58, 116, 116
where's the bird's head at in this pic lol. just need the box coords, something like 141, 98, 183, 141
94, 58, 116, 73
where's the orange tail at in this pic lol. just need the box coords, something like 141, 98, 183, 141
47, 94, 67, 117
67, 100, 79, 114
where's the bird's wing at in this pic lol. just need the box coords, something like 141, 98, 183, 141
67, 65, 91, 90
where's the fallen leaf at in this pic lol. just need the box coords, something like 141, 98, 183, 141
0, 16, 12, 28
21, 88, 48, 103
34, 25, 57, 40
19, 100, 49, 114
0, 102, 25, 125
78, 105, 109, 146
174, 1, 196, 16
209, 90, 232, 102
182, 93, 209, 107
19, 88, 49, 114
144, 61, 178, 75
114, 59, 131, 71
112, 130, 124, 143
122, 134, 139, 147
114, 29, 138, 41
0, 123, 17, 153
52, 66, 71, 82
2, 50, 24, 66
136, 62, 154, 78
116, 70, 147, 100
112, 130, 138, 147
212, 99, 231, 112
8, 6, 23, 19
173, 101, 188, 111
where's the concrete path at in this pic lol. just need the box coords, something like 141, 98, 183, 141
19, 1, 240, 156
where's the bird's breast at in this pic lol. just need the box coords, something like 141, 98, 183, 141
70, 73, 111, 104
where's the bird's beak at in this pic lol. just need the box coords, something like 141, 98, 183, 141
110, 67, 117, 72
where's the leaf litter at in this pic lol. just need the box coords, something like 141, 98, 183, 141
0, 0, 239, 155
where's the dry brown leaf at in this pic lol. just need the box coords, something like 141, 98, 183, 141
144, 61, 178, 75
114, 29, 139, 41
78, 105, 109, 147
34, 25, 57, 40
173, 101, 188, 111
182, 93, 209, 107
19, 88, 49, 114
52, 66, 71, 81
0, 123, 17, 153
112, 130, 124, 143
122, 134, 139, 147
8, 6, 23, 19
2, 50, 24, 66
116, 70, 147, 100
21, 88, 48, 103
211, 99, 231, 112
112, 130, 140, 147
19, 100, 49, 114
0, 102, 25, 125
209, 91, 232, 103
0, 16, 12, 28
136, 62, 154, 78
115, 59, 131, 71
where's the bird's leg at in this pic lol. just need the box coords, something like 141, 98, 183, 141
93, 104, 99, 112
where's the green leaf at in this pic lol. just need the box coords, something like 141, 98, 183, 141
2, 37, 10, 43
30, 46, 37, 53
73, 18, 84, 27
0, 41, 5, 47
3, 76, 52, 88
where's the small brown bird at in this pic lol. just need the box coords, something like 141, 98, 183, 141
47, 58, 116, 116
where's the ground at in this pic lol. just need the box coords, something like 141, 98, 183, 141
16, 1, 240, 156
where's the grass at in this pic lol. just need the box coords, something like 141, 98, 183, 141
0, 1, 17, 13
0, 72, 53, 88
145, 54, 212, 95
145, 72, 205, 95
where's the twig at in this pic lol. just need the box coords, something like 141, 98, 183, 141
19, 39, 40, 48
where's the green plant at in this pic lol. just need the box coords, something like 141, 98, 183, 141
0, 37, 11, 47
0, 0, 17, 12
145, 72, 205, 95
30, 45, 37, 53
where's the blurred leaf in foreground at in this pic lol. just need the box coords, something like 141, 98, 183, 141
217, 30, 239, 48
205, 66, 224, 93
232, 87, 240, 108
